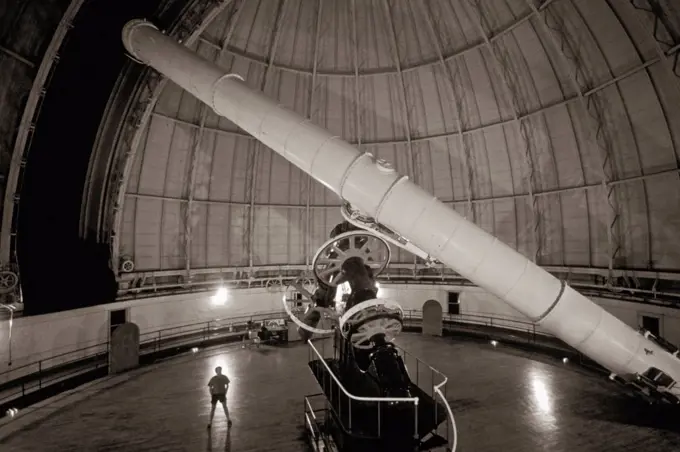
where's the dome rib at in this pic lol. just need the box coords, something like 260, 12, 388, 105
113, 0, 680, 294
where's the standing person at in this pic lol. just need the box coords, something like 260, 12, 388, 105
207, 366, 232, 429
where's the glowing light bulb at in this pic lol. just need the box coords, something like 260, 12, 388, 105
212, 286, 228, 305
490, 340, 498, 347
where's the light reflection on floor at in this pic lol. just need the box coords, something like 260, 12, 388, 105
1, 334, 680, 451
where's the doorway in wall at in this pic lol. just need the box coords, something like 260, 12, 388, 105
110, 308, 128, 337
447, 292, 460, 315
640, 314, 661, 337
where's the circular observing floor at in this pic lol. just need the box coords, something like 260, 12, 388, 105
1, 334, 679, 451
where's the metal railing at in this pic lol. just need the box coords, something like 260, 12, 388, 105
394, 343, 457, 452
0, 306, 601, 418
308, 338, 420, 439
402, 309, 611, 376
0, 310, 289, 408
0, 343, 109, 406
304, 393, 331, 451
402, 310, 557, 340
137, 311, 288, 354
308, 335, 459, 450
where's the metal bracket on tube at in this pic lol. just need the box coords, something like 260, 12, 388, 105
211, 73, 245, 113
124, 53, 145, 65
340, 202, 438, 267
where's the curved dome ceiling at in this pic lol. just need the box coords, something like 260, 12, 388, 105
119, 0, 680, 288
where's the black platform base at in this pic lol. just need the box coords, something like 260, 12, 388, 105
308, 358, 447, 451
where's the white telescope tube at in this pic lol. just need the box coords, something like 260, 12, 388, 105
122, 20, 680, 383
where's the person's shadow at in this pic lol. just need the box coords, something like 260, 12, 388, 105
206, 425, 232, 452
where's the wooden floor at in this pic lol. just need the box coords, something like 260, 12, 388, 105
2, 334, 680, 451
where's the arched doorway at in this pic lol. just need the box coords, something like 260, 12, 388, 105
422, 299, 443, 336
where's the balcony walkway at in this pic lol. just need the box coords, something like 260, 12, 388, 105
1, 334, 679, 451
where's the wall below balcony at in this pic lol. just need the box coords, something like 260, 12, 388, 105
1, 282, 678, 382
379, 284, 680, 346
0, 287, 284, 380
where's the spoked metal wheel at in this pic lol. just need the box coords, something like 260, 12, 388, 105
266, 278, 283, 293
339, 298, 404, 350
0, 271, 18, 294
312, 231, 391, 287
280, 292, 339, 335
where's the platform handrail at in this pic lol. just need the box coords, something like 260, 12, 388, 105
308, 339, 419, 404
392, 341, 457, 451
2, 308, 552, 385
434, 381, 457, 452
0, 309, 290, 403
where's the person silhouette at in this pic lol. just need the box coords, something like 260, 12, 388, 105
207, 366, 232, 428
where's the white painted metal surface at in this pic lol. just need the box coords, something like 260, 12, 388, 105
122, 20, 680, 388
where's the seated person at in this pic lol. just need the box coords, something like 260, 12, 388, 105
249, 329, 262, 347
242, 322, 261, 348
257, 325, 272, 343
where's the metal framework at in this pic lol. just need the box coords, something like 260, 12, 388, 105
184, 105, 207, 277
532, 0, 629, 280
112, 0, 680, 303
467, 0, 545, 263
109, 0, 234, 277
631, 0, 680, 77
184, 3, 243, 280
304, 0, 324, 268
244, 0, 289, 273
145, 53, 680, 151
381, 0, 419, 273
115, 262, 680, 307
421, 1, 475, 222
628, 0, 680, 206
1, 0, 86, 269
0, 45, 35, 68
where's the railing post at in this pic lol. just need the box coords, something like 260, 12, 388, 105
377, 401, 381, 437
38, 361, 42, 389
416, 359, 419, 387
445, 383, 449, 443
157, 331, 161, 352
431, 368, 434, 398
413, 400, 419, 444
348, 398, 352, 431
433, 389, 437, 424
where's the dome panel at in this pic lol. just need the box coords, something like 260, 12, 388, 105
114, 0, 680, 290
542, 106, 584, 189
425, 137, 465, 202
537, 193, 564, 262
647, 178, 680, 269
482, 127, 515, 197
387, 0, 439, 68
355, 0, 395, 71
493, 197, 518, 251
560, 191, 591, 267
232, 0, 280, 60
272, 0, 318, 70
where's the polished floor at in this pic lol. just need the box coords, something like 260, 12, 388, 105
1, 334, 679, 451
